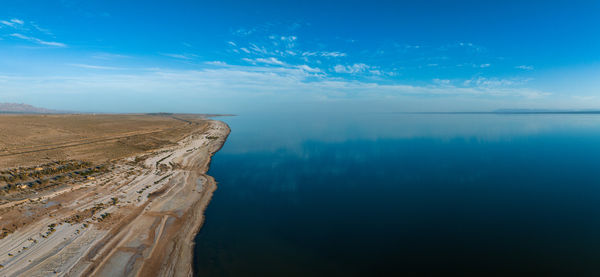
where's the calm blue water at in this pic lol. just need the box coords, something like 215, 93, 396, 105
194, 113, 600, 276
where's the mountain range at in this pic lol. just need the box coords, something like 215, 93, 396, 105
0, 103, 61, 114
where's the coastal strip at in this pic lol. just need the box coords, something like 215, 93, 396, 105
0, 120, 230, 276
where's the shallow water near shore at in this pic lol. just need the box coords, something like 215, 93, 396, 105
194, 113, 600, 276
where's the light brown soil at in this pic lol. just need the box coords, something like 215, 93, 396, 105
0, 114, 209, 169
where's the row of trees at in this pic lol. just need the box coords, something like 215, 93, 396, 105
0, 160, 93, 184
1, 163, 109, 195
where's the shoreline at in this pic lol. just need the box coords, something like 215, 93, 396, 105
188, 125, 230, 277
0, 119, 230, 276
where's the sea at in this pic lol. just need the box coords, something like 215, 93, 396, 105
194, 112, 600, 276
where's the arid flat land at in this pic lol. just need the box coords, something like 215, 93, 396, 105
0, 114, 211, 168
0, 114, 230, 276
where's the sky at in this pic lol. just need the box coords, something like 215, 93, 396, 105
0, 0, 599, 113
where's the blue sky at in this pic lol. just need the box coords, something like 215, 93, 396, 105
1, 0, 599, 113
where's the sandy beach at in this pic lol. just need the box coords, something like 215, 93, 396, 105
0, 119, 230, 276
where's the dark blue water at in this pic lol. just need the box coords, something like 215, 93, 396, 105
194, 113, 600, 276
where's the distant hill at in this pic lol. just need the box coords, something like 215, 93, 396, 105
0, 103, 61, 114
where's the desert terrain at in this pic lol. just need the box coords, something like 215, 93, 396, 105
0, 114, 230, 276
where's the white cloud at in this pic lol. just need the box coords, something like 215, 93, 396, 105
0, 63, 552, 115
433, 78, 451, 85
516, 65, 534, 70
240, 57, 322, 74
455, 42, 485, 52
280, 36, 297, 42
479, 63, 491, 68
320, 51, 347, 57
162, 53, 197, 60
1, 20, 15, 27
227, 41, 237, 47
1, 18, 24, 27
302, 51, 347, 57
9, 33, 67, 47
241, 58, 255, 64
333, 65, 345, 73
205, 61, 227, 66
244, 57, 287, 66
249, 43, 268, 54
334, 63, 370, 74
295, 64, 321, 73
30, 22, 53, 35
233, 28, 256, 36
0, 67, 547, 99
240, 47, 251, 53
257, 57, 286, 66
463, 77, 531, 88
